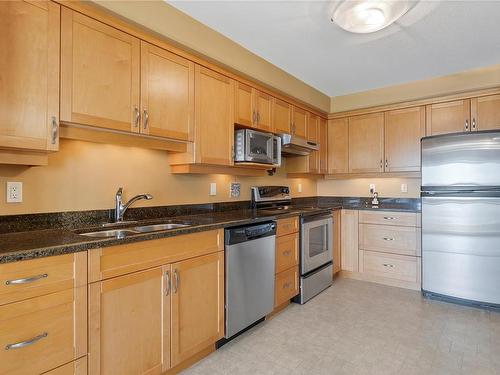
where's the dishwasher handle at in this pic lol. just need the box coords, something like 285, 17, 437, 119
225, 222, 276, 245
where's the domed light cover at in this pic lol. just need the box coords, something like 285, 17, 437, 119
331, 0, 414, 34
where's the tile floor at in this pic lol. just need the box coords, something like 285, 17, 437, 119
181, 278, 500, 375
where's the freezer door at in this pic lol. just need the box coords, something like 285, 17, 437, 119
421, 131, 500, 188
422, 196, 500, 305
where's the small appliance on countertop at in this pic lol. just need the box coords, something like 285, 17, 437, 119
251, 186, 334, 304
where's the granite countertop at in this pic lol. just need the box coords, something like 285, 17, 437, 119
0, 197, 420, 264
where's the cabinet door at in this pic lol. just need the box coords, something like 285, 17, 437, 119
171, 252, 224, 367
471, 94, 500, 131
255, 91, 273, 132
340, 210, 359, 272
426, 100, 470, 135
89, 267, 167, 375
292, 106, 307, 139
333, 210, 341, 275
307, 113, 319, 144
308, 150, 320, 173
319, 118, 328, 174
385, 106, 425, 172
61, 8, 140, 133
273, 98, 292, 134
140, 42, 194, 141
348, 113, 384, 173
195, 66, 234, 165
234, 82, 254, 128
0, 1, 60, 151
327, 118, 349, 174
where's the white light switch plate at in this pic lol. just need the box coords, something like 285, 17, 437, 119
297, 183, 302, 193
369, 184, 376, 194
6, 182, 22, 203
209, 182, 217, 196
401, 183, 408, 193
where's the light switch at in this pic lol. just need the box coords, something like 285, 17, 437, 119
401, 183, 408, 193
297, 183, 302, 193
6, 182, 23, 203
209, 182, 217, 196
369, 184, 376, 194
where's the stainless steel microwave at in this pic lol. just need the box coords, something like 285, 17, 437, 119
234, 129, 281, 166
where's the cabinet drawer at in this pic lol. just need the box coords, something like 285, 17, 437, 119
276, 217, 299, 237
359, 224, 421, 256
89, 229, 223, 282
0, 288, 87, 375
359, 250, 420, 284
0, 253, 87, 306
43, 356, 87, 375
359, 210, 419, 227
275, 233, 299, 274
275, 267, 298, 307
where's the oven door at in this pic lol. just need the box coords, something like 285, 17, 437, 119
301, 216, 333, 274
245, 130, 273, 164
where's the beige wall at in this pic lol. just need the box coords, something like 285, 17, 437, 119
331, 64, 500, 113
92, 0, 330, 113
317, 178, 421, 199
0, 140, 316, 215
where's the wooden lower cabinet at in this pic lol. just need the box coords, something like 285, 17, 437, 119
171, 252, 224, 367
43, 357, 87, 375
340, 210, 359, 272
275, 267, 299, 307
332, 210, 341, 275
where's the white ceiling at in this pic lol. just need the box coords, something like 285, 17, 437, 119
168, 1, 500, 97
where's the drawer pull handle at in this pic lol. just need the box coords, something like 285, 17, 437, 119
383, 217, 397, 220
383, 263, 394, 268
5, 273, 48, 285
383, 237, 395, 241
5, 332, 48, 350
173, 269, 179, 294
164, 271, 171, 296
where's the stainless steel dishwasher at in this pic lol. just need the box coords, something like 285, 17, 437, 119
224, 221, 276, 339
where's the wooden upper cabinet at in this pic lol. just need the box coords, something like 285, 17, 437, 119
195, 66, 234, 166
348, 113, 384, 173
426, 99, 470, 136
0, 1, 60, 151
307, 113, 319, 144
89, 267, 168, 375
471, 94, 500, 131
140, 42, 194, 141
273, 98, 292, 134
171, 252, 224, 367
234, 82, 254, 128
61, 8, 140, 133
255, 91, 273, 132
385, 106, 425, 172
292, 106, 307, 139
328, 118, 349, 174
319, 118, 328, 173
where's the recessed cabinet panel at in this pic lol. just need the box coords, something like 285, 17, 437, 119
255, 91, 273, 132
319, 118, 328, 173
471, 94, 500, 131
0, 1, 60, 151
328, 118, 349, 174
426, 100, 470, 136
292, 107, 307, 139
348, 113, 384, 173
61, 9, 140, 132
385, 106, 425, 172
273, 98, 292, 134
141, 42, 194, 141
234, 82, 254, 128
307, 113, 319, 144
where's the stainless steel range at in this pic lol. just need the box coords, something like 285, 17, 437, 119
251, 186, 333, 304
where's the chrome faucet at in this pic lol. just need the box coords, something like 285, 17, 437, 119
114, 187, 153, 222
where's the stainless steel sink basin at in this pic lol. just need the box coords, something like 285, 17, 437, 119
133, 223, 190, 232
80, 229, 139, 238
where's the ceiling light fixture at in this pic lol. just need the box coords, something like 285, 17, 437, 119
331, 0, 415, 34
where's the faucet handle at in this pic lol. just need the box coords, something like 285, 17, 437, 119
116, 187, 123, 196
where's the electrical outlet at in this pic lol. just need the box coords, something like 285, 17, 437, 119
230, 182, 240, 198
297, 183, 302, 193
6, 182, 22, 203
401, 183, 408, 193
369, 184, 376, 194
209, 182, 217, 196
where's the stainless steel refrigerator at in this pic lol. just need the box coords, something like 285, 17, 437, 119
421, 131, 500, 307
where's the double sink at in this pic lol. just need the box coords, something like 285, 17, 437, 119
78, 222, 191, 239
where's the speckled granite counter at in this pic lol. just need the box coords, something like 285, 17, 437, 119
0, 197, 419, 263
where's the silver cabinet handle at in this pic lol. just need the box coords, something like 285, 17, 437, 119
383, 263, 394, 268
252, 110, 256, 124
134, 107, 140, 128
465, 119, 469, 131
472, 118, 476, 130
173, 269, 179, 294
380, 160, 383, 169
5, 332, 48, 350
164, 271, 171, 296
385, 159, 388, 169
383, 237, 395, 241
5, 273, 48, 285
257, 112, 260, 123
383, 217, 396, 220
143, 109, 149, 130
51, 116, 58, 145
